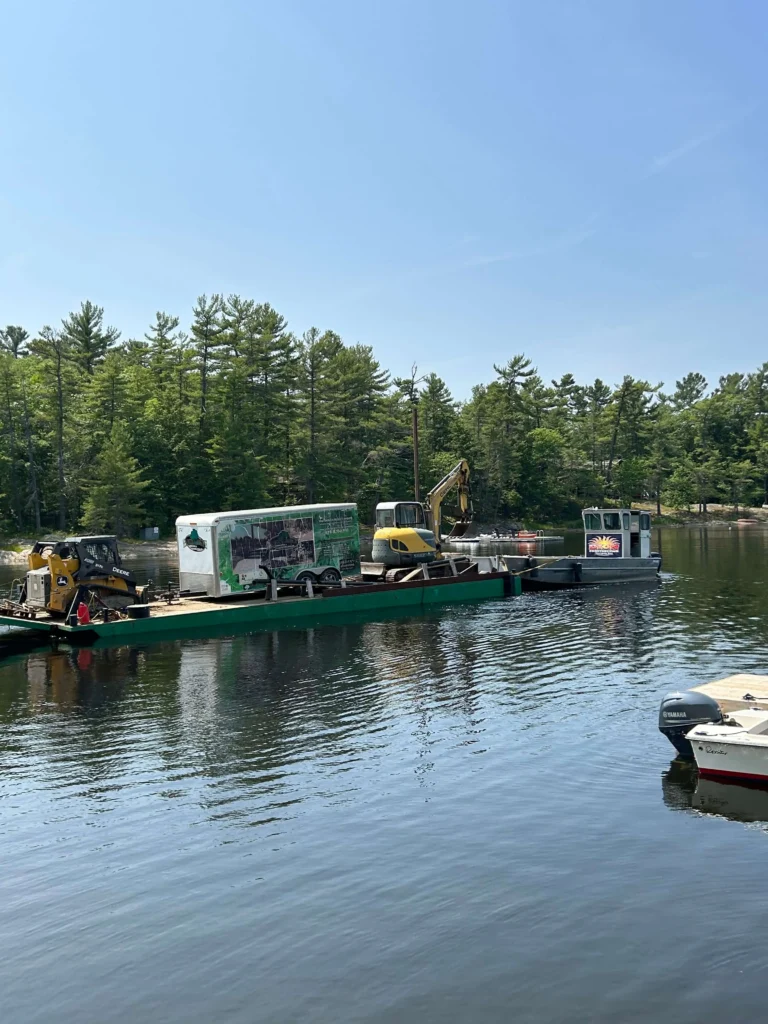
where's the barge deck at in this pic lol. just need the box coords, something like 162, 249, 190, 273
0, 570, 520, 647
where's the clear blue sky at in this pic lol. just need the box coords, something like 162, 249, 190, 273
1, 0, 766, 398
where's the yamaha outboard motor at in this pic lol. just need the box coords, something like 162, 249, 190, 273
659, 690, 723, 758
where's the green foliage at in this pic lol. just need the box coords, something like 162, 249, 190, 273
3, 297, 768, 536
62, 300, 120, 376
80, 425, 148, 535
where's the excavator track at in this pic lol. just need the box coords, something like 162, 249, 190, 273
385, 568, 413, 583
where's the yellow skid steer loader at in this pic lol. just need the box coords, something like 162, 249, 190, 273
20, 536, 141, 619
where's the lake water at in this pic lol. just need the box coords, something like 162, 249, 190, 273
2, 528, 768, 1023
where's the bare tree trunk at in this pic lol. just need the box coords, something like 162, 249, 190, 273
200, 345, 208, 426
308, 358, 317, 503
606, 383, 628, 485
17, 360, 41, 530
2, 372, 21, 527
22, 385, 41, 531
56, 348, 66, 530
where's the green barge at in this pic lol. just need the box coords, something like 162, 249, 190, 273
0, 570, 520, 647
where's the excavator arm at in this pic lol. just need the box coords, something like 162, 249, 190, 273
424, 459, 472, 550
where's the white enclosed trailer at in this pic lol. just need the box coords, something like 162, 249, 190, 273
176, 503, 360, 597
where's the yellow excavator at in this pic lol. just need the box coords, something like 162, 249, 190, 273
372, 459, 472, 568
18, 536, 142, 619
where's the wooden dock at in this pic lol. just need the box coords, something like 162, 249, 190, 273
692, 674, 768, 712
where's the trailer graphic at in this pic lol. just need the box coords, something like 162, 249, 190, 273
176, 504, 360, 597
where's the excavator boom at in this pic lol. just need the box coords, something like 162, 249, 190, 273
424, 459, 472, 548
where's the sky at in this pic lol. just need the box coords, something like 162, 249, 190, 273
1, 0, 767, 399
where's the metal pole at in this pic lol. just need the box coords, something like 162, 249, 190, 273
412, 401, 420, 502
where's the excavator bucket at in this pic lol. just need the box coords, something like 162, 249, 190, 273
446, 520, 472, 540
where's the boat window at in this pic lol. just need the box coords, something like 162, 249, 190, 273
622, 513, 630, 530
639, 513, 651, 531
396, 504, 424, 527
603, 512, 621, 530
376, 508, 394, 529
584, 512, 602, 530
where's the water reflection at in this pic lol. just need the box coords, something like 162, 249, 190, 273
6, 528, 768, 1022
662, 758, 768, 826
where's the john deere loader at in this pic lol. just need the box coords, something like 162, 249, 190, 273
19, 536, 141, 618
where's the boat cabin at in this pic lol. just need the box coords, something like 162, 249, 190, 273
582, 508, 652, 559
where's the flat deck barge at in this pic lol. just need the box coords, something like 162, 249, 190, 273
0, 569, 520, 647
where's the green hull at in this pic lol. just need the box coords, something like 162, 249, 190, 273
0, 573, 519, 647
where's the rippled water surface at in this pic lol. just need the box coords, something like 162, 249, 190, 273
3, 528, 768, 1023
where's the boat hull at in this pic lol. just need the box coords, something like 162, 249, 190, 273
503, 555, 661, 590
692, 737, 768, 783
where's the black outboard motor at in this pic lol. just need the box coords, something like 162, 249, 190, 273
659, 690, 723, 758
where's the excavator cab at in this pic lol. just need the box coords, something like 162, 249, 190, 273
22, 535, 139, 616
372, 502, 437, 567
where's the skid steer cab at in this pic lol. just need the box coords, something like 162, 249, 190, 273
21, 536, 140, 617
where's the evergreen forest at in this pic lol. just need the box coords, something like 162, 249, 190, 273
1, 297, 767, 536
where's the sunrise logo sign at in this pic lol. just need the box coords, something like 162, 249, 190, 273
587, 534, 622, 558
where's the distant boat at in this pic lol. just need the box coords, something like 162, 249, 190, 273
737, 518, 760, 526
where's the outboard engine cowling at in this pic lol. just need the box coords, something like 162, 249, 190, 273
659, 690, 723, 758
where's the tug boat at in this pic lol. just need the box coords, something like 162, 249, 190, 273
503, 508, 662, 590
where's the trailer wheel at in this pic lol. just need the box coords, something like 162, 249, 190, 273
319, 568, 341, 584
295, 571, 316, 585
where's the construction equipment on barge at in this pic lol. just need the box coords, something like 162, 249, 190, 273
372, 458, 472, 574
2, 535, 151, 624
0, 501, 521, 649
0, 561, 520, 648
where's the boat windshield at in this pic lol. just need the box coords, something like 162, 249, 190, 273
603, 512, 621, 530
584, 513, 602, 530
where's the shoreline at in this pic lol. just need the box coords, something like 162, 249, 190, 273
0, 507, 764, 565
0, 537, 177, 566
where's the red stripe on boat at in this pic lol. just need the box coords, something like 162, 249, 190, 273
698, 766, 768, 782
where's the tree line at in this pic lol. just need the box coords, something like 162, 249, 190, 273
0, 297, 766, 536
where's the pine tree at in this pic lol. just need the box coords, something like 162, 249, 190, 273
147, 312, 182, 391
296, 328, 343, 501
62, 301, 120, 376
80, 425, 147, 536
0, 325, 29, 359
29, 326, 72, 530
190, 294, 223, 429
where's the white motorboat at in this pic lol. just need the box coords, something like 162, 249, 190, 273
659, 676, 768, 783
687, 709, 768, 782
